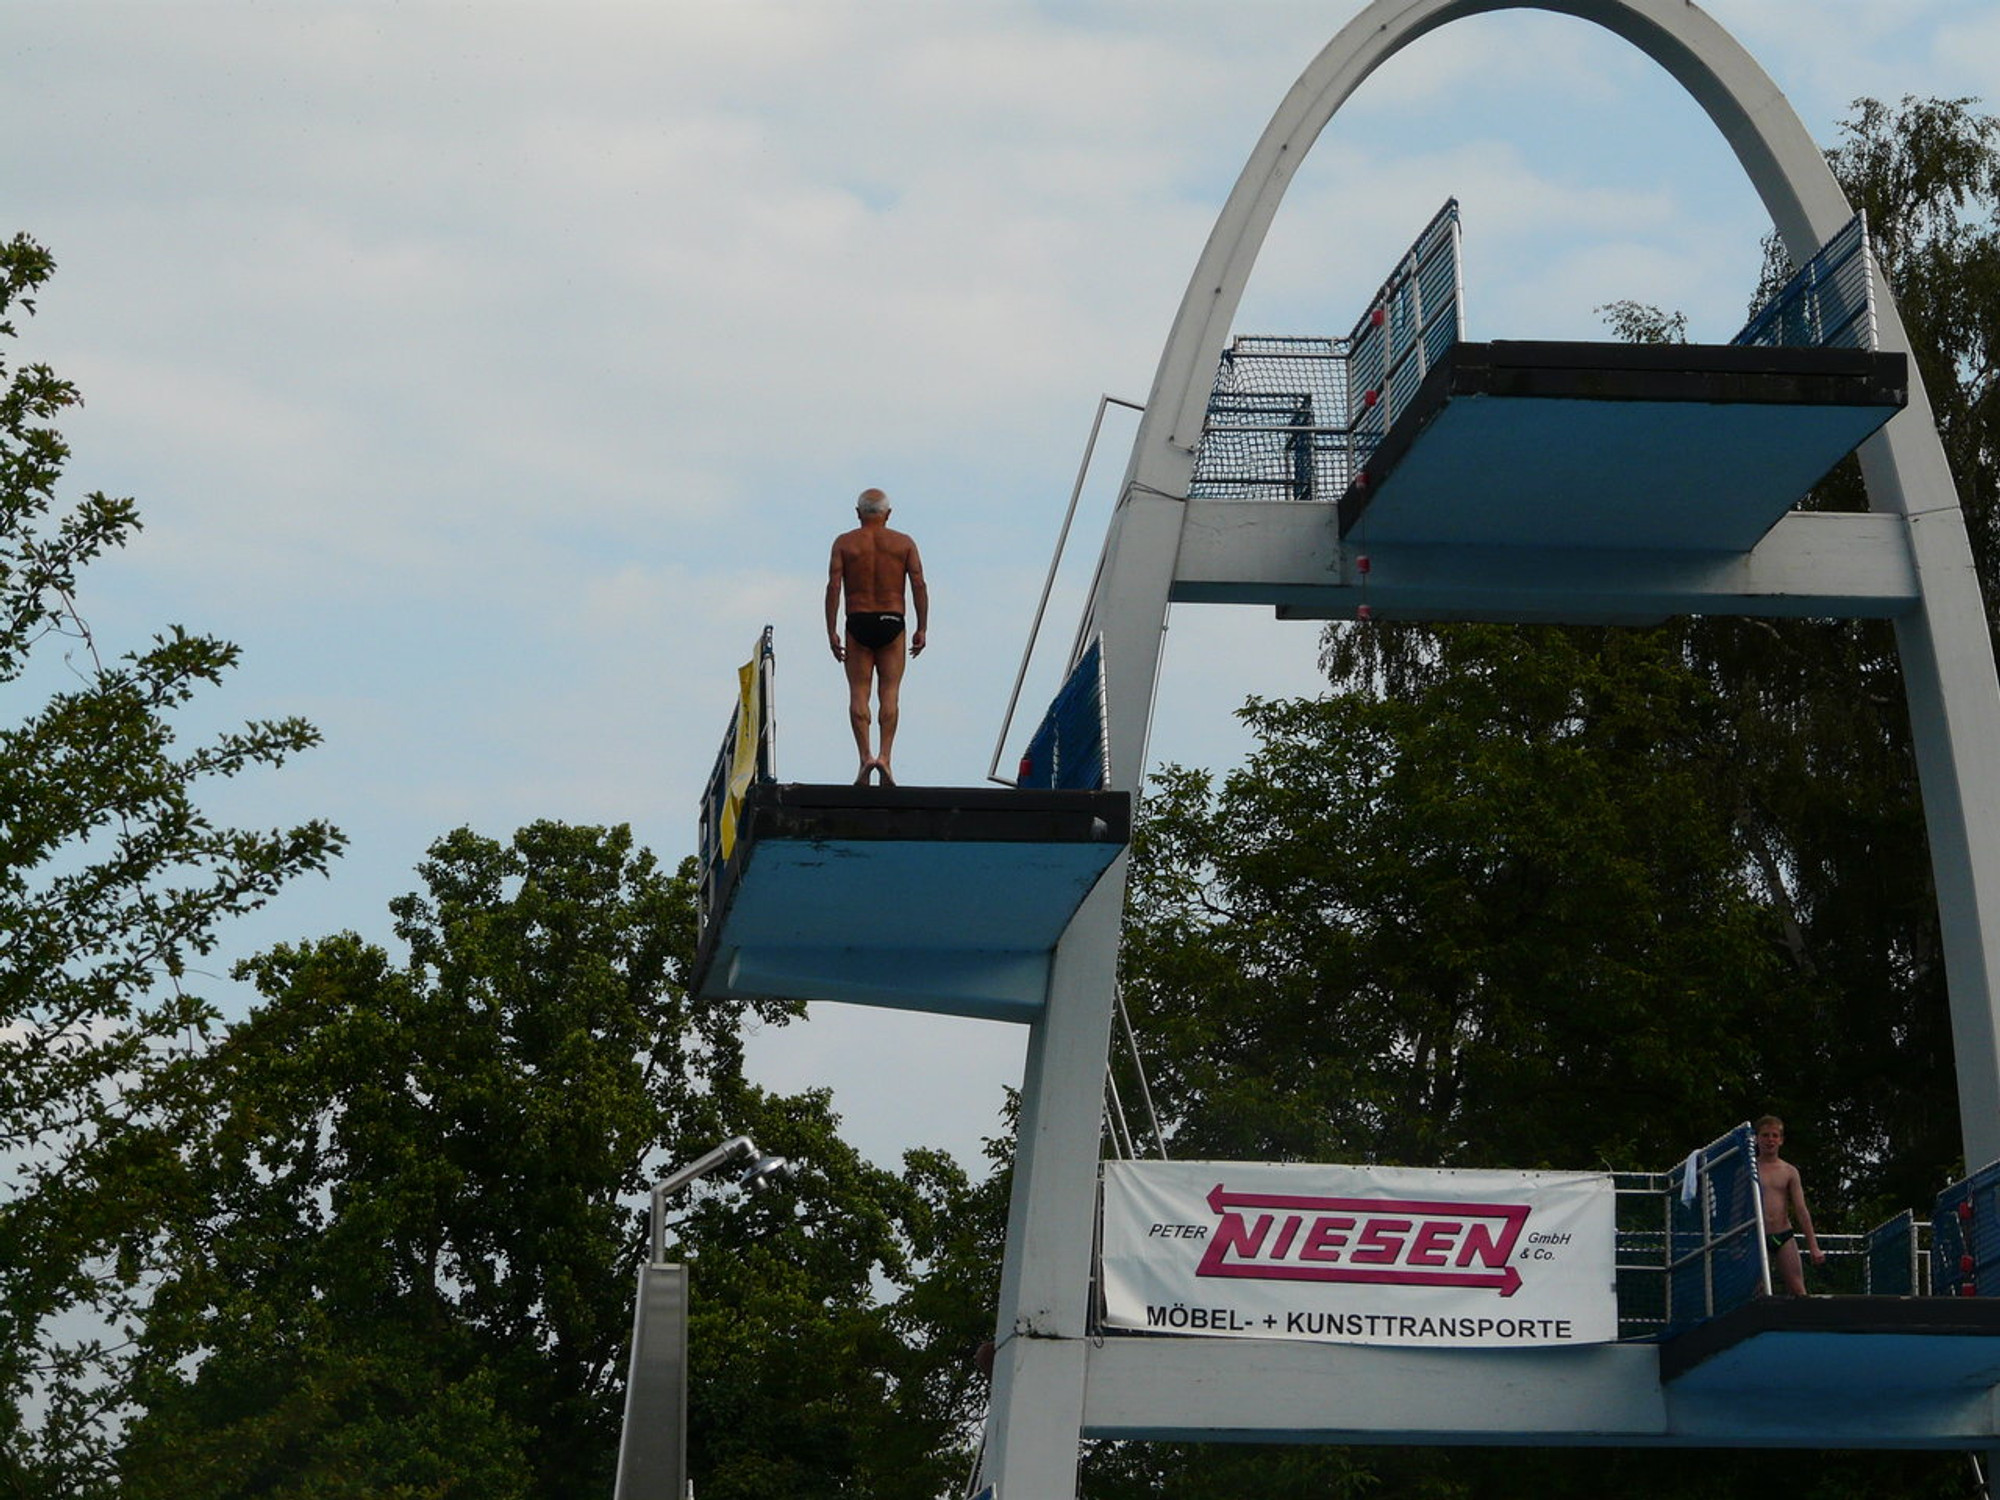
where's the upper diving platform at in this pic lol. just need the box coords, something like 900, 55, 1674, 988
1334, 338, 1907, 551
689, 633, 1127, 1023
1181, 205, 1912, 623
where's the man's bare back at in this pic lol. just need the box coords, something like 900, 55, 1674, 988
829, 525, 923, 617
1754, 1115, 1823, 1295
825, 488, 928, 785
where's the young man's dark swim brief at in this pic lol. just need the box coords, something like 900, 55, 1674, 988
846, 612, 906, 651
1767, 1228, 1796, 1252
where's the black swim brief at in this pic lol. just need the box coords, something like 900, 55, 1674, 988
846, 612, 906, 651
1767, 1228, 1797, 1251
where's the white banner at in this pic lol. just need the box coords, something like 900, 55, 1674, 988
1100, 1160, 1616, 1347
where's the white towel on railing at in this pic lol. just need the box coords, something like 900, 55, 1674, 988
1679, 1149, 1702, 1207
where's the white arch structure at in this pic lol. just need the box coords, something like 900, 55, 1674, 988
983, 1, 2000, 1492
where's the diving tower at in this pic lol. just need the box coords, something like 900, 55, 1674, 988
657, 2, 2000, 1496
971, 1, 2000, 1496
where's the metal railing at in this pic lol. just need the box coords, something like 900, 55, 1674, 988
1614, 1125, 1768, 1338
1618, 1131, 1938, 1336
1189, 199, 1465, 505
988, 393, 1143, 786
1867, 1208, 1930, 1296
1732, 211, 1876, 351
1346, 198, 1465, 467
697, 626, 775, 932
1191, 339, 1357, 502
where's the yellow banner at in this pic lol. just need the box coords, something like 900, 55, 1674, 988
719, 653, 761, 861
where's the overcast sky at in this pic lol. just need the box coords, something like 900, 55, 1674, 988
5, 1, 1993, 1174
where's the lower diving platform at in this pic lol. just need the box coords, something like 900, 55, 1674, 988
1662, 1294, 2000, 1399
1069, 1135, 2000, 1451
1079, 1298, 2000, 1449
691, 782, 1129, 1023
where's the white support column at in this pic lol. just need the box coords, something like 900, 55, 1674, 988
983, 867, 1124, 1498
983, 488, 1188, 1498
1863, 408, 2000, 1168
1898, 569, 2000, 1169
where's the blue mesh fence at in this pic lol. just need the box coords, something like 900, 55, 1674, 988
1346, 199, 1464, 467
1017, 637, 1107, 791
1662, 1124, 1766, 1336
1866, 1209, 1923, 1296
1732, 212, 1875, 351
1613, 1126, 1767, 1339
1189, 200, 1463, 504
1932, 1159, 2000, 1297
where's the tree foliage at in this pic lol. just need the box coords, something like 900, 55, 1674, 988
117, 824, 764, 1496
117, 823, 989, 1499
1126, 628, 1793, 1174
0, 234, 341, 1493
680, 1095, 999, 1500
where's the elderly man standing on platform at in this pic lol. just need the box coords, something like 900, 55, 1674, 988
826, 487, 928, 786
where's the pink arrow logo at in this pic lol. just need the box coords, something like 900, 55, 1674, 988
1195, 1183, 1529, 1296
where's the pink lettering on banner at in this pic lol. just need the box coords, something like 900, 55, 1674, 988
1195, 1184, 1530, 1296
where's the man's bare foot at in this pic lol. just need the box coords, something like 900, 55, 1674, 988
854, 762, 875, 786
877, 764, 895, 787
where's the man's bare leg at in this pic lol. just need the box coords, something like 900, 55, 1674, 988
873, 635, 909, 784
1777, 1239, 1806, 1296
844, 642, 879, 780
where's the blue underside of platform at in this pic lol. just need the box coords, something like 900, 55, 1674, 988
692, 784, 1130, 1022
1650, 1295, 2000, 1440
1358, 396, 1893, 550
709, 839, 1120, 1021
1081, 1301, 2000, 1447
1334, 342, 1908, 553
1673, 1325, 2000, 1402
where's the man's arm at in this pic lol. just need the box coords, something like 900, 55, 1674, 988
907, 542, 928, 657
1789, 1170, 1824, 1265
826, 543, 846, 661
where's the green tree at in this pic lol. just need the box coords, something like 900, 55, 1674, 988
119, 822, 985, 1499
1667, 93, 2000, 1212
0, 234, 340, 1495
678, 1089, 995, 1500
117, 823, 765, 1497
1124, 627, 1791, 1174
